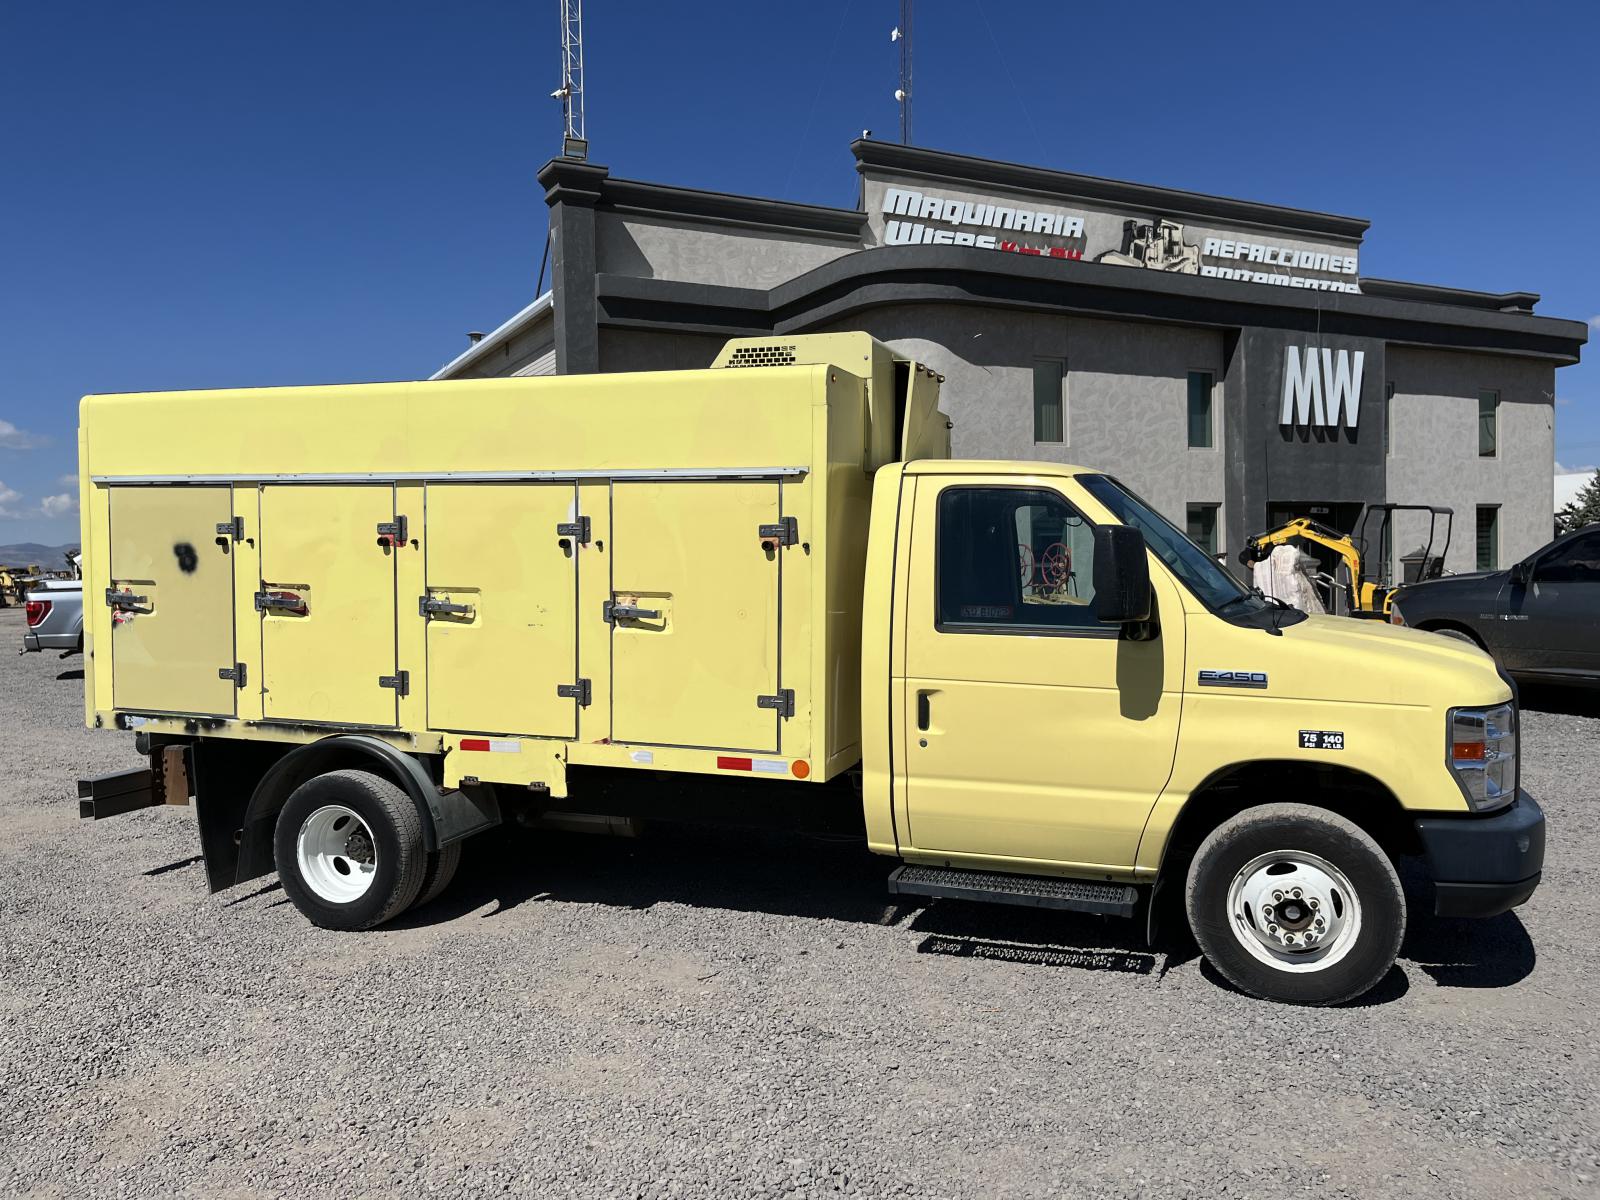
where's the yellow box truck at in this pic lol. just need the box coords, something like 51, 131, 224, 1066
74, 333, 1542, 1005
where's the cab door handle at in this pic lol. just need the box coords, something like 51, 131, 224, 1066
916, 690, 932, 731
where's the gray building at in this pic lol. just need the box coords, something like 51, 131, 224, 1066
433, 139, 1587, 579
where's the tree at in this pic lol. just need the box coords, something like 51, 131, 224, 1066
1557, 469, 1600, 534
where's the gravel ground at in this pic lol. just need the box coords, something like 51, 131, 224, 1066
1, 604, 1598, 1199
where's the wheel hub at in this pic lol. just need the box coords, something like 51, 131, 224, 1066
1226, 851, 1362, 973
296, 804, 379, 904
344, 828, 375, 866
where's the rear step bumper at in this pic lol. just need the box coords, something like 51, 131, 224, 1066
888, 864, 1139, 918
77, 767, 155, 819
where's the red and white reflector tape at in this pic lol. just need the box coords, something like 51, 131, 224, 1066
716, 756, 788, 774
460, 738, 521, 753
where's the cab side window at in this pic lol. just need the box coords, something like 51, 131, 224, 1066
1535, 532, 1600, 583
936, 487, 1101, 631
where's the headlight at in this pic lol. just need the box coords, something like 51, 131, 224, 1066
1447, 703, 1517, 812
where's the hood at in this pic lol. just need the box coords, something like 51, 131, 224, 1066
1262, 614, 1509, 708
1395, 569, 1505, 594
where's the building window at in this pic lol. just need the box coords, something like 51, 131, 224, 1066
1186, 503, 1220, 556
1478, 390, 1499, 458
1187, 371, 1215, 448
1033, 358, 1065, 443
1384, 381, 1395, 456
1476, 506, 1499, 571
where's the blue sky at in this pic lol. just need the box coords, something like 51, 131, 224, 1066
2, 0, 1595, 544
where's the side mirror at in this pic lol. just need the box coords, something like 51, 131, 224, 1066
1511, 559, 1532, 585
1094, 525, 1152, 623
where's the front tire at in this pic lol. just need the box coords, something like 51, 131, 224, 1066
1185, 804, 1405, 1005
275, 769, 428, 931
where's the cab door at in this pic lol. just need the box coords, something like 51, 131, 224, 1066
258, 485, 399, 727
1499, 529, 1600, 679
423, 482, 579, 737
897, 476, 1183, 872
609, 480, 781, 751
107, 485, 238, 716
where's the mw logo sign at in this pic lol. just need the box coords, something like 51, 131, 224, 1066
1280, 346, 1365, 431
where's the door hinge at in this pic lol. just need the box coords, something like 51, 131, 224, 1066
218, 663, 247, 688
419, 595, 474, 618
759, 517, 799, 547
377, 516, 409, 548
757, 689, 795, 719
215, 516, 245, 541
557, 678, 592, 706
556, 516, 591, 544
379, 670, 410, 697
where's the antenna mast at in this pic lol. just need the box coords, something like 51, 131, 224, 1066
553, 0, 587, 159
892, 0, 913, 144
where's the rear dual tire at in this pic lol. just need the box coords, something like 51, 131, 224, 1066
275, 769, 460, 931
1186, 804, 1405, 1006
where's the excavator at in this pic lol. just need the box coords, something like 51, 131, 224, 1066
1239, 504, 1453, 618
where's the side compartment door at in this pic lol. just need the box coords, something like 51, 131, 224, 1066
424, 483, 579, 737
259, 485, 399, 727
610, 480, 781, 751
108, 485, 238, 716
898, 478, 1184, 872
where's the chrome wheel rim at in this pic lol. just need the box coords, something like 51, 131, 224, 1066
296, 804, 378, 904
1225, 850, 1362, 974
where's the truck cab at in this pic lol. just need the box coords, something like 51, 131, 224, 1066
863, 460, 1543, 1005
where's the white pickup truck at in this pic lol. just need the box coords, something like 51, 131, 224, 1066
22, 578, 84, 655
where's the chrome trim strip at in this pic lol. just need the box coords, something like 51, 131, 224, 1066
91, 467, 809, 485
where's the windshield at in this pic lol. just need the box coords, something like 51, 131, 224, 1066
1078, 474, 1275, 617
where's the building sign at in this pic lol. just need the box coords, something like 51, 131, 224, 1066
882, 188, 1086, 258
1280, 346, 1365, 430
872, 184, 1360, 294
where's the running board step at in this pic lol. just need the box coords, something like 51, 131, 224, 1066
888, 865, 1139, 917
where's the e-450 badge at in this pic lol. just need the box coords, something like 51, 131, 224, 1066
1197, 670, 1268, 689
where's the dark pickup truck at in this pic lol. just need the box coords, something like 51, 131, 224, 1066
1390, 523, 1600, 688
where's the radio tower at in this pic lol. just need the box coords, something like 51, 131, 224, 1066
553, 0, 587, 159
892, 0, 913, 144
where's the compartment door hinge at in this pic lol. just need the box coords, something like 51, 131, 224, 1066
557, 678, 592, 707
556, 516, 591, 544
379, 670, 411, 697
758, 517, 799, 547
757, 689, 795, 719
218, 663, 247, 688
215, 516, 245, 541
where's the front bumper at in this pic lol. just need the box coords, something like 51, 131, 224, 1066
1414, 789, 1545, 918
